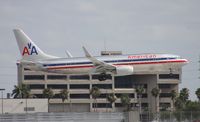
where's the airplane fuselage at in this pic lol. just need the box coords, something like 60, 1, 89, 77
33, 53, 187, 75
13, 29, 188, 80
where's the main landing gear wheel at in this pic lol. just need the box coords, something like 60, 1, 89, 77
98, 73, 107, 81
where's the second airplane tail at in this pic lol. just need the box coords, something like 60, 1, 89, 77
13, 29, 58, 61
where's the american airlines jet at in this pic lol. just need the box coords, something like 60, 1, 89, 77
13, 29, 188, 81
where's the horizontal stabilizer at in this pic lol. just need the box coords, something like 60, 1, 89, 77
65, 50, 73, 58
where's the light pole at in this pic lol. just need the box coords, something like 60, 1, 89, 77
0, 89, 5, 114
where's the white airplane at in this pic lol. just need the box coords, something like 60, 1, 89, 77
13, 29, 188, 81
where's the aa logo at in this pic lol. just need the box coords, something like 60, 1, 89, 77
22, 43, 38, 56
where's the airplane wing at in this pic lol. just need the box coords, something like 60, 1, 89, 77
82, 47, 116, 73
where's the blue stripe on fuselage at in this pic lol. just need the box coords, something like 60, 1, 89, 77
42, 57, 176, 67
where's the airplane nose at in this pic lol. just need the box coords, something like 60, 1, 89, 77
183, 59, 189, 63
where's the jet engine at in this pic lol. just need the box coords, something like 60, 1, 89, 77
115, 66, 134, 75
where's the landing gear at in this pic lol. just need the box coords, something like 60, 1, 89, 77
98, 73, 107, 81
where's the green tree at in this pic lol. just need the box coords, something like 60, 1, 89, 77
43, 88, 54, 102
12, 84, 30, 98
59, 89, 68, 112
174, 97, 184, 110
12, 84, 33, 114
136, 86, 144, 114
107, 93, 117, 110
43, 88, 54, 112
179, 88, 189, 103
151, 87, 160, 113
179, 88, 189, 108
184, 100, 200, 111
174, 101, 200, 121
90, 86, 101, 112
170, 90, 177, 111
174, 88, 189, 110
120, 94, 131, 111
195, 88, 200, 102
60, 89, 68, 103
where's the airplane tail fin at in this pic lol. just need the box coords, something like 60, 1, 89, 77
13, 29, 57, 61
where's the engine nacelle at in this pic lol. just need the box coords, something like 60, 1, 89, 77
116, 66, 134, 76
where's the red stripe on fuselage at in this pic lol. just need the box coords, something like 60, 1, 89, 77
116, 59, 187, 65
47, 59, 187, 70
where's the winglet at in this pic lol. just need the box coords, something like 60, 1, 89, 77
82, 46, 91, 58
82, 46, 101, 65
82, 46, 116, 73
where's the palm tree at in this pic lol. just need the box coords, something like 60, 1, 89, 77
174, 97, 184, 110
90, 86, 101, 112
136, 86, 144, 114
195, 88, 200, 102
59, 89, 68, 112
120, 94, 131, 111
106, 93, 117, 111
43, 88, 54, 112
151, 87, 160, 113
170, 90, 177, 111
43, 88, 54, 102
12, 85, 22, 98
12, 84, 31, 113
12, 84, 30, 98
179, 88, 189, 103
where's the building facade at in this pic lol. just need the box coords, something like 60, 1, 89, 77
17, 60, 181, 113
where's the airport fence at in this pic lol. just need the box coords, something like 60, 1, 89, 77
1, 111, 200, 122
0, 112, 128, 122
140, 111, 200, 122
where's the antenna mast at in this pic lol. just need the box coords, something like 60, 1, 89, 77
104, 39, 107, 51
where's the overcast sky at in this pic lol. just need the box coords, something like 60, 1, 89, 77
0, 0, 199, 100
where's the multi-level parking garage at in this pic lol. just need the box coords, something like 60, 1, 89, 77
17, 60, 181, 113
